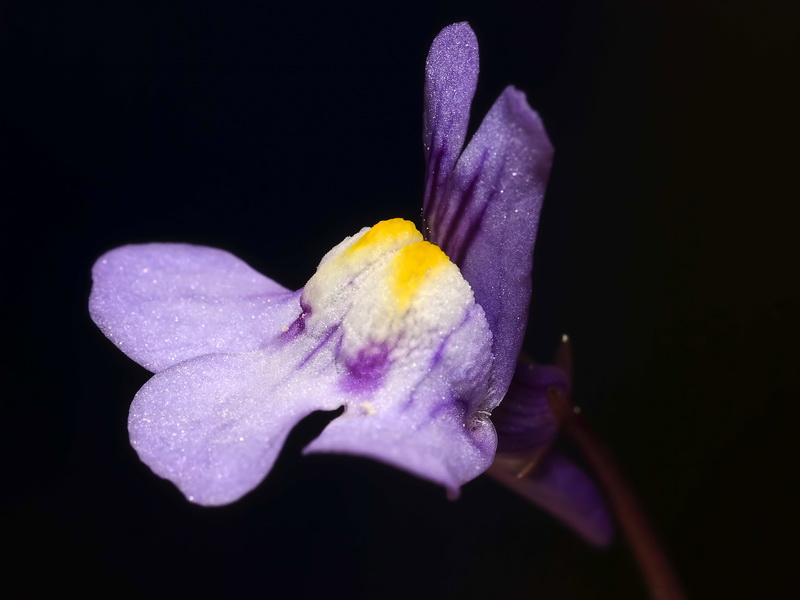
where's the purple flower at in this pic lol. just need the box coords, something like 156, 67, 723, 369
90, 22, 609, 543
490, 358, 612, 546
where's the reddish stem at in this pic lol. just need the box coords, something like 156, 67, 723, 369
548, 387, 685, 600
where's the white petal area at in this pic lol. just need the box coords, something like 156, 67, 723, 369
298, 221, 498, 493
129, 350, 343, 506
90, 243, 300, 372
306, 304, 497, 495
124, 220, 499, 504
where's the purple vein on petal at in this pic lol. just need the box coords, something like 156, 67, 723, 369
398, 305, 483, 414
423, 129, 447, 215
451, 200, 490, 268
296, 325, 339, 369
433, 149, 490, 255
423, 23, 479, 216
422, 28, 550, 405
428, 306, 476, 370
428, 393, 464, 421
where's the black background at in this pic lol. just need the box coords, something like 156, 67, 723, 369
2, 1, 798, 598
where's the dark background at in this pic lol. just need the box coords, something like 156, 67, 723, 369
2, 1, 798, 598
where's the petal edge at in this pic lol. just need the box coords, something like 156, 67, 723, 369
427, 87, 554, 402
90, 243, 299, 372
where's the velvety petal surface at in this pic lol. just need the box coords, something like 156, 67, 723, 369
425, 86, 553, 403
90, 243, 299, 373
305, 304, 496, 496
129, 351, 341, 506
492, 361, 566, 452
128, 221, 498, 503
422, 22, 479, 218
488, 451, 613, 546
301, 220, 497, 495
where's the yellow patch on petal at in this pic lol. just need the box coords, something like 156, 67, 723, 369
303, 218, 472, 351
345, 218, 422, 259
390, 241, 449, 311
303, 219, 421, 320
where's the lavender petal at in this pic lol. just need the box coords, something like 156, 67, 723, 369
422, 22, 479, 219
90, 243, 300, 373
305, 304, 496, 496
489, 451, 613, 546
426, 87, 553, 403
493, 361, 566, 452
127, 221, 500, 504
129, 351, 342, 506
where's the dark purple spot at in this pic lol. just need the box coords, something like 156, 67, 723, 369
340, 343, 390, 393
280, 299, 314, 342
280, 315, 305, 341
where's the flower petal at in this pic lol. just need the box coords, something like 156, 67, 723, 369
89, 243, 299, 372
422, 22, 479, 217
304, 304, 496, 496
492, 361, 565, 452
129, 351, 342, 506
489, 451, 613, 546
425, 86, 553, 402
128, 221, 498, 504
301, 220, 497, 494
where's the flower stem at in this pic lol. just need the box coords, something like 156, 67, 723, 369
548, 387, 685, 600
